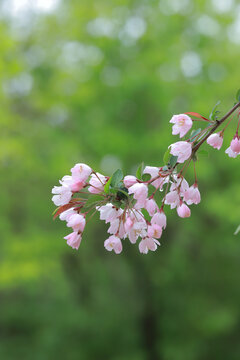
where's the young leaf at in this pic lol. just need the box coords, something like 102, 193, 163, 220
185, 112, 209, 121
163, 148, 171, 164
209, 100, 221, 121
104, 177, 112, 194
136, 162, 144, 180
111, 169, 123, 188
169, 155, 178, 168
142, 173, 151, 182
162, 165, 169, 171
189, 128, 201, 141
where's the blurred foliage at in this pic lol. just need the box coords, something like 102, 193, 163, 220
0, 0, 240, 359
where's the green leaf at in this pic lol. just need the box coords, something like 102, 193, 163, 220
116, 186, 129, 200
236, 89, 240, 102
169, 155, 178, 168
162, 165, 168, 171
198, 150, 209, 157
142, 173, 151, 182
209, 100, 221, 121
111, 169, 123, 188
136, 162, 144, 180
189, 128, 201, 141
163, 148, 171, 164
104, 177, 112, 194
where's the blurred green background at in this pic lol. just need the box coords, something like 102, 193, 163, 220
1, 0, 240, 359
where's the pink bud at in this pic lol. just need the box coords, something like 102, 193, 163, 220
207, 132, 223, 150
64, 232, 82, 250
230, 137, 240, 154
177, 203, 191, 218
123, 175, 137, 188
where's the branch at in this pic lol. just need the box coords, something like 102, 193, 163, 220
192, 101, 240, 154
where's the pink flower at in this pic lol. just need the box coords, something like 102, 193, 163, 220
60, 175, 85, 193
143, 166, 165, 189
170, 114, 193, 138
64, 232, 82, 250
104, 235, 122, 254
98, 203, 123, 223
52, 184, 72, 206
139, 238, 160, 254
177, 203, 191, 218
169, 141, 192, 163
151, 211, 167, 229
59, 208, 76, 221
165, 190, 180, 209
147, 224, 162, 239
230, 137, 240, 154
128, 183, 148, 208
67, 214, 86, 232
88, 172, 107, 194
225, 147, 238, 158
145, 198, 158, 216
71, 163, 92, 182
123, 175, 138, 188
183, 184, 201, 205
207, 133, 223, 150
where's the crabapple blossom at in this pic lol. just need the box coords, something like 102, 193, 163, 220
177, 203, 191, 218
52, 184, 72, 206
123, 175, 138, 188
88, 172, 107, 193
207, 132, 223, 150
151, 211, 167, 229
98, 203, 123, 223
71, 163, 92, 182
139, 238, 160, 254
183, 184, 201, 205
170, 141, 192, 163
52, 97, 240, 255
128, 183, 148, 208
64, 232, 82, 250
170, 114, 193, 138
148, 224, 162, 239
104, 236, 122, 254
230, 136, 240, 154
67, 214, 86, 232
145, 198, 158, 216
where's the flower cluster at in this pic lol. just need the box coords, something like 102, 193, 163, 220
52, 100, 240, 254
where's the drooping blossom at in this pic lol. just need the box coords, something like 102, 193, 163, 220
165, 190, 180, 209
98, 203, 123, 223
177, 203, 191, 218
139, 237, 160, 254
230, 136, 240, 154
71, 163, 92, 182
169, 141, 192, 163
128, 183, 148, 208
170, 114, 193, 138
143, 166, 166, 189
104, 235, 122, 254
151, 211, 167, 229
88, 172, 107, 194
147, 224, 162, 239
123, 175, 138, 188
52, 184, 72, 206
145, 198, 158, 216
67, 213, 86, 232
183, 184, 201, 205
207, 132, 223, 150
64, 232, 82, 250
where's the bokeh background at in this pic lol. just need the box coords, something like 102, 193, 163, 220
1, 0, 240, 359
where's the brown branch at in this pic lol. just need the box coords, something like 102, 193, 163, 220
192, 101, 240, 154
